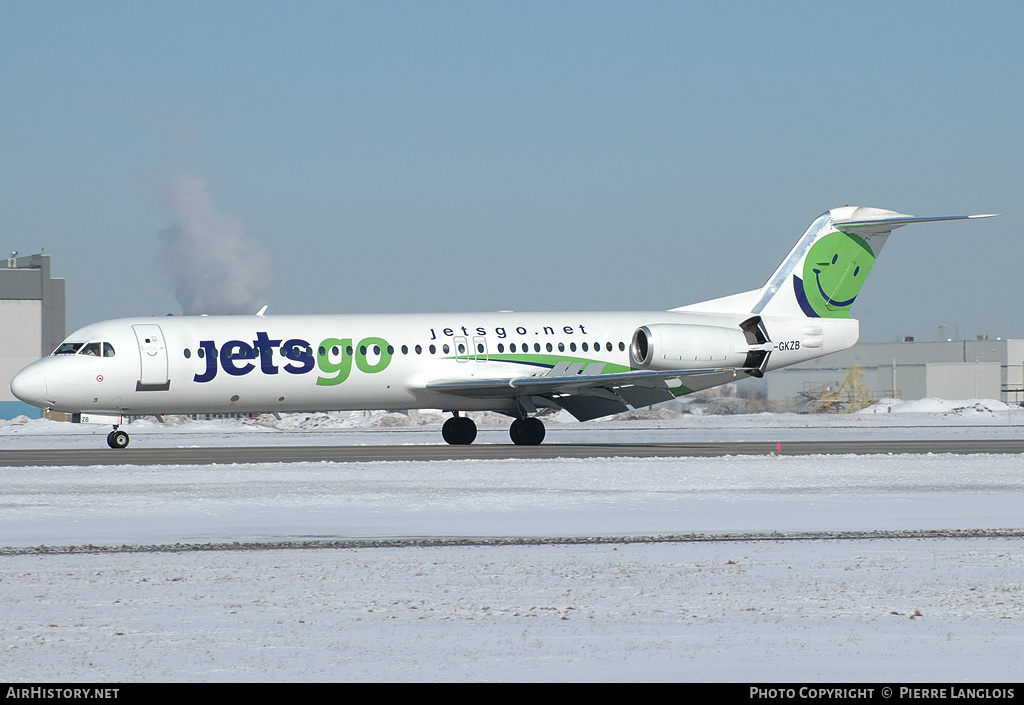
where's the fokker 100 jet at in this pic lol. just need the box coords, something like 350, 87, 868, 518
11, 206, 996, 448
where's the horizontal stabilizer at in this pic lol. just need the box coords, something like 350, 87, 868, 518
834, 212, 999, 235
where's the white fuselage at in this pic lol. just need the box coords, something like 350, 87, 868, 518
11, 310, 858, 418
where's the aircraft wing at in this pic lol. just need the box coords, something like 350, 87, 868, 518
425, 363, 751, 421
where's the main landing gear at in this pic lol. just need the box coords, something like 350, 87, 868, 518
509, 417, 545, 446
106, 426, 130, 449
440, 413, 547, 446
441, 413, 477, 445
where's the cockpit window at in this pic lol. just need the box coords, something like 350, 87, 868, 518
80, 342, 102, 356
53, 342, 84, 355
103, 343, 115, 357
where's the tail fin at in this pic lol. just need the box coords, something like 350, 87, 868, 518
749, 206, 997, 319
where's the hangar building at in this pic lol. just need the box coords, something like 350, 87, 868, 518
1, 253, 65, 419
766, 338, 1023, 411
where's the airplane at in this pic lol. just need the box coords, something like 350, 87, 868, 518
10, 206, 997, 449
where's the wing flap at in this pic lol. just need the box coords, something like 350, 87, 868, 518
612, 384, 677, 409
556, 395, 630, 422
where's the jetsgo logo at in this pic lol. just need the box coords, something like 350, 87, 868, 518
192, 332, 393, 386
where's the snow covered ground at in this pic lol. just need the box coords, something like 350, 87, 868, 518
1, 400, 1022, 682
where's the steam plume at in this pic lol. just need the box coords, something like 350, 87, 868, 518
157, 172, 271, 315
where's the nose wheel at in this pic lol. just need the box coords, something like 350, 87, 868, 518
106, 428, 130, 449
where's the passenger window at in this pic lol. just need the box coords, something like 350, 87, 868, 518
80, 342, 102, 356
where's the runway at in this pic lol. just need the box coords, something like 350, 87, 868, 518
3, 437, 1024, 466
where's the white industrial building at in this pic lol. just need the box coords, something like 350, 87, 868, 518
766, 338, 1023, 411
1, 253, 65, 419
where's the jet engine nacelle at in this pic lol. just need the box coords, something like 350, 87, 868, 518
630, 323, 753, 371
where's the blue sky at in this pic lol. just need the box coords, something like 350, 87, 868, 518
2, 1, 1021, 342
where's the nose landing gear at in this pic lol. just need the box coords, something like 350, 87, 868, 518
106, 427, 129, 449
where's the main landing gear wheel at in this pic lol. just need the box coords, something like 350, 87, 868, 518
441, 415, 477, 445
106, 429, 129, 449
509, 417, 545, 446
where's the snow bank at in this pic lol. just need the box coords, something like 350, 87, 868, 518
858, 397, 1017, 415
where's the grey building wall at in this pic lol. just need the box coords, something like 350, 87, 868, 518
1, 254, 65, 418
767, 339, 1015, 409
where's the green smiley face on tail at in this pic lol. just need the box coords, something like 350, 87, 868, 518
794, 231, 876, 318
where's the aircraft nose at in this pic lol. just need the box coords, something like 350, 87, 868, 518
10, 366, 48, 407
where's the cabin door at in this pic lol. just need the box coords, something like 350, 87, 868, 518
133, 324, 170, 391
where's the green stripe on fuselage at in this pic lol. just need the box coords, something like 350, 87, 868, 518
447, 353, 631, 373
